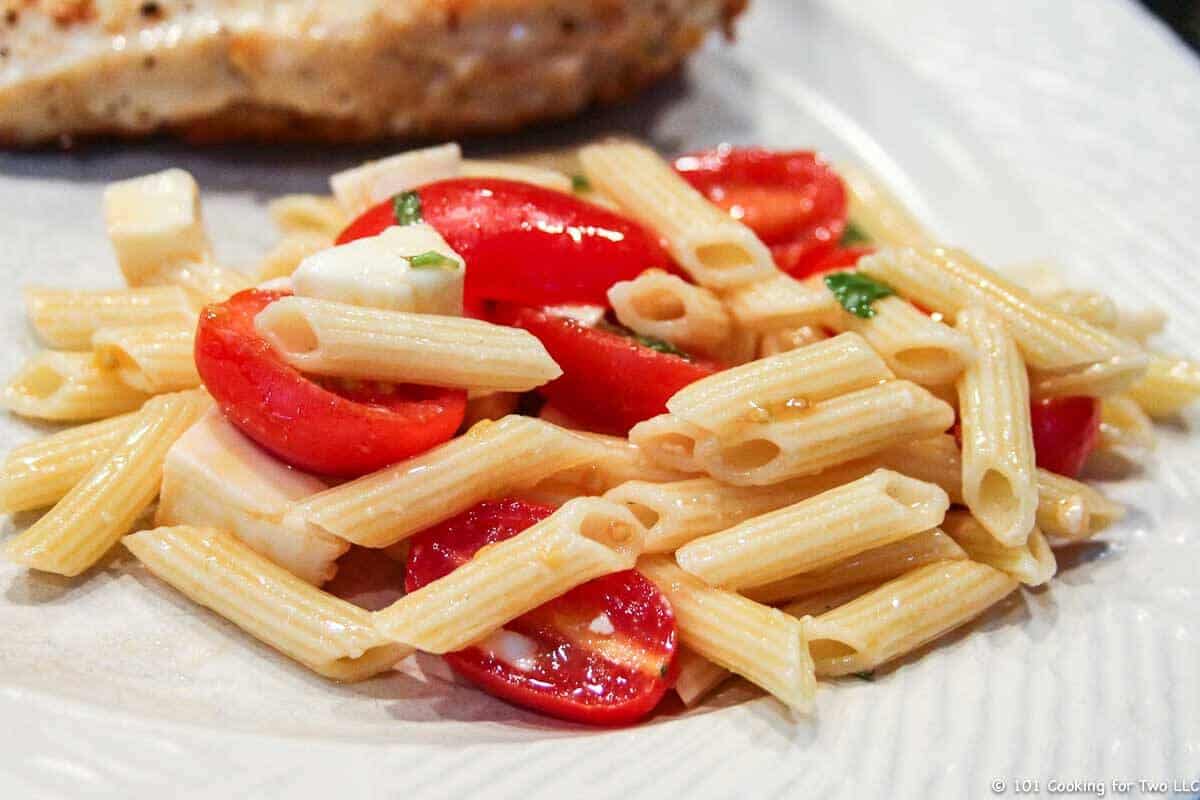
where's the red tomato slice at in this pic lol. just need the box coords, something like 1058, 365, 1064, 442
337, 178, 682, 315
194, 289, 466, 478
1030, 396, 1102, 477
406, 499, 678, 726
781, 245, 876, 280
491, 304, 721, 435
675, 147, 848, 271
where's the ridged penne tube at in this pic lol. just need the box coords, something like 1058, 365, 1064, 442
373, 498, 644, 652
292, 416, 598, 548
694, 380, 955, 486
461, 391, 522, 429
1100, 394, 1157, 453
955, 307, 1038, 547
151, 262, 253, 305
0, 412, 137, 513
1029, 351, 1149, 398
626, 414, 709, 474
1036, 470, 1125, 541
1044, 290, 1119, 330
675, 470, 949, 591
871, 434, 964, 503
665, 332, 893, 434
4, 351, 150, 421
780, 583, 881, 620
24, 286, 195, 350
525, 433, 691, 503
460, 159, 573, 193
1127, 354, 1200, 418
124, 526, 406, 681
757, 326, 828, 358
255, 232, 333, 281
255, 297, 561, 392
941, 512, 1056, 586
858, 248, 1144, 372
721, 274, 837, 332
823, 291, 975, 386
803, 560, 1019, 677
267, 194, 348, 239
1112, 307, 1167, 344
579, 141, 776, 289
673, 646, 731, 707
839, 164, 931, 248
4, 390, 210, 576
638, 555, 815, 712
743, 528, 967, 604
607, 270, 732, 356
92, 323, 200, 394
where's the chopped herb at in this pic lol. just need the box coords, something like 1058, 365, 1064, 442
824, 271, 895, 319
841, 220, 871, 247
408, 250, 459, 270
571, 174, 591, 193
659, 663, 669, 679
393, 191, 423, 225
853, 671, 875, 682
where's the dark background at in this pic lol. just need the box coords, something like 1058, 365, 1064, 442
1142, 0, 1200, 53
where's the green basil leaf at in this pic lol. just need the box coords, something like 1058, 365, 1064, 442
393, 191, 423, 225
824, 271, 895, 319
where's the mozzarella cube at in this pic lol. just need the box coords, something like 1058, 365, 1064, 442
292, 223, 466, 315
103, 168, 212, 286
330, 143, 461, 214
156, 410, 347, 585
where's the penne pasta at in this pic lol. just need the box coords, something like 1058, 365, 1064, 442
941, 512, 1056, 586
4, 390, 210, 576
254, 232, 334, 281
839, 164, 931, 248
675, 470, 949, 591
1035, 470, 1125, 541
373, 498, 644, 652
1127, 354, 1200, 418
4, 350, 150, 421
1044, 289, 1119, 330
780, 583, 883, 620
291, 416, 599, 548
803, 560, 1019, 677
267, 194, 348, 239
461, 391, 522, 429
870, 434, 964, 503
638, 555, 816, 712
523, 433, 692, 504
721, 273, 837, 333
673, 646, 732, 707
757, 326, 828, 358
955, 307, 1038, 546
579, 141, 776, 289
608, 269, 732, 357
460, 159, 573, 193
151, 261, 253, 305
626, 414, 710, 475
92, 323, 201, 394
254, 296, 561, 392
1029, 352, 1149, 398
124, 526, 406, 681
1099, 394, 1157, 453
0, 412, 137, 513
24, 286, 195, 350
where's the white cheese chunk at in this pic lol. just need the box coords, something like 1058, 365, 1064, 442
330, 143, 462, 214
292, 223, 465, 315
103, 168, 212, 286
156, 410, 347, 585
477, 629, 541, 673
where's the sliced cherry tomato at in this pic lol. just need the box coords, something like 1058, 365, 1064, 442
491, 304, 720, 435
195, 289, 466, 478
1030, 396, 1102, 477
337, 178, 682, 314
406, 499, 678, 726
781, 245, 876, 280
675, 147, 848, 273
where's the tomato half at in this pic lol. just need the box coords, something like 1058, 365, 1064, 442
783, 245, 876, 281
195, 289, 466, 478
491, 304, 721, 435
337, 178, 681, 314
675, 147, 848, 275
406, 499, 678, 726
1030, 396, 1102, 477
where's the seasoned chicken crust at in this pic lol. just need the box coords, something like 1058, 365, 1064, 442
0, 0, 747, 145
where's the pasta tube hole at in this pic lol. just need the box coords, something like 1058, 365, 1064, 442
695, 243, 755, 274
622, 501, 662, 530
882, 473, 939, 511
715, 438, 781, 472
579, 512, 641, 553
807, 638, 859, 662
17, 363, 66, 398
977, 468, 1021, 530
257, 305, 319, 356
892, 347, 951, 375
651, 432, 697, 460
631, 289, 686, 321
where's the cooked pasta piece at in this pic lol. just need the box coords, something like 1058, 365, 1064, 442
665, 332, 893, 434
291, 416, 598, 548
1100, 394, 1157, 453
743, 528, 967, 604
675, 470, 949, 591
941, 512, 1056, 586
839, 164, 932, 248
0, 412, 137, 513
757, 326, 828, 358
673, 646, 732, 707
1111, 306, 1167, 344
1035, 470, 1125, 541
373, 498, 644, 651
803, 560, 1019, 677
103, 168, 213, 286
721, 274, 837, 332
152, 262, 253, 305
254, 297, 561, 392
523, 433, 691, 504
780, 583, 885, 620
712, 324, 761, 366
579, 141, 776, 289
693, 380, 955, 486
461, 391, 522, 429
254, 232, 334, 281
638, 555, 815, 712
1127, 354, 1200, 418
955, 307, 1038, 546
24, 286, 195, 350
626, 414, 709, 475
4, 390, 210, 576
871, 434, 964, 503
607, 270, 732, 356
331, 144, 461, 214
124, 526, 406, 681
1044, 289, 1119, 330
460, 159, 573, 192
92, 323, 201, 394
858, 248, 1145, 373
4, 351, 150, 421
1029, 352, 1149, 398
268, 194, 348, 239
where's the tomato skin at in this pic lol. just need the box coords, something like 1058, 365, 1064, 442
491, 304, 721, 435
337, 178, 681, 314
1030, 396, 1102, 477
675, 147, 848, 272
407, 499, 678, 726
782, 245, 876, 280
194, 289, 466, 478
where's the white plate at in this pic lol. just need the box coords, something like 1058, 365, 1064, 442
2, 2, 1198, 797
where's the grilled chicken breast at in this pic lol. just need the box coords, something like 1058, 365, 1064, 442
0, 0, 746, 146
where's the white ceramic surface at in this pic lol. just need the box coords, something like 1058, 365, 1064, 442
1, 1, 1198, 797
